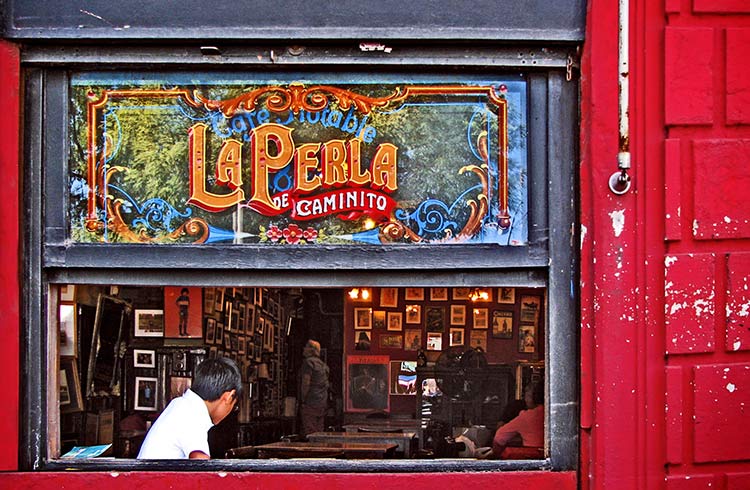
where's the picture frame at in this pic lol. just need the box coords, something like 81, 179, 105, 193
390, 360, 417, 395
134, 376, 158, 411
59, 284, 76, 302
204, 287, 215, 314
59, 357, 84, 413
430, 287, 448, 301
387, 311, 403, 331
169, 376, 191, 401
520, 295, 542, 324
134, 309, 164, 337
346, 355, 390, 412
473, 308, 489, 329
164, 286, 203, 338
426, 332, 443, 351
205, 317, 216, 344
470, 330, 488, 351
379, 288, 398, 308
404, 288, 424, 301
133, 349, 156, 368
214, 287, 225, 312
379, 333, 403, 349
405, 329, 422, 351
354, 330, 372, 351
372, 310, 386, 329
59, 303, 77, 357
449, 328, 465, 347
450, 304, 466, 325
354, 308, 373, 330
492, 310, 514, 338
245, 304, 256, 335
215, 322, 224, 345
452, 287, 471, 300
498, 287, 516, 304
425, 306, 445, 332
405, 304, 421, 325
238, 335, 246, 355
519, 325, 537, 353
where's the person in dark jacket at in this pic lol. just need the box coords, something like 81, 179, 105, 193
298, 339, 330, 438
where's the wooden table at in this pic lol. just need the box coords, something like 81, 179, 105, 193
342, 418, 420, 433
307, 431, 417, 458
254, 441, 399, 459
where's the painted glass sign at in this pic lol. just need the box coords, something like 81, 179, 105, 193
69, 74, 527, 245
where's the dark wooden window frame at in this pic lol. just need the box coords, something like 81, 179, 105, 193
21, 44, 578, 472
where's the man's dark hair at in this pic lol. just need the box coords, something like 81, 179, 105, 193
181, 288, 189, 295
191, 357, 242, 402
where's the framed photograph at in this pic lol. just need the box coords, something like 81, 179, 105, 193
452, 287, 471, 300
373, 310, 386, 329
425, 306, 445, 332
390, 360, 417, 395
449, 328, 465, 346
346, 355, 390, 412
405, 329, 422, 351
379, 333, 403, 349
245, 304, 256, 335
380, 288, 398, 308
426, 332, 443, 351
387, 311, 403, 331
224, 331, 232, 350
214, 287, 225, 312
215, 322, 224, 345
59, 303, 77, 357
354, 330, 372, 351
238, 336, 247, 355
405, 288, 424, 301
430, 287, 448, 301
354, 308, 372, 330
450, 304, 466, 325
134, 309, 164, 337
470, 330, 488, 351
59, 357, 84, 413
164, 287, 203, 338
205, 317, 216, 344
59, 284, 76, 302
519, 325, 537, 353
498, 287, 516, 304
204, 287, 215, 314
134, 376, 158, 411
492, 310, 514, 338
133, 349, 156, 368
473, 308, 489, 329
405, 304, 421, 325
520, 295, 542, 324
169, 376, 191, 401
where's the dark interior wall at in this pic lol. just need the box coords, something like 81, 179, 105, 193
343, 287, 545, 415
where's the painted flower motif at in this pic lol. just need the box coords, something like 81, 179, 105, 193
499, 84, 508, 93
303, 227, 318, 242
282, 224, 302, 244
266, 225, 283, 242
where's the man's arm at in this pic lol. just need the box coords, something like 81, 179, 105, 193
492, 429, 520, 455
300, 372, 311, 403
189, 450, 210, 459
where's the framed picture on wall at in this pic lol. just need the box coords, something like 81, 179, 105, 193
405, 329, 422, 351
387, 312, 403, 331
59, 303, 77, 357
473, 308, 488, 329
214, 287, 225, 312
59, 357, 84, 413
450, 304, 466, 325
449, 328, 465, 346
134, 376, 158, 411
430, 287, 448, 301
425, 306, 445, 332
470, 330, 488, 351
379, 334, 403, 349
452, 287, 471, 300
134, 309, 164, 337
354, 308, 372, 329
380, 288, 398, 308
204, 287, 215, 314
405, 288, 424, 301
373, 310, 386, 329
405, 304, 421, 324
205, 318, 216, 344
133, 349, 156, 368
519, 325, 537, 353
164, 286, 203, 338
346, 355, 390, 412
491, 310, 514, 339
498, 287, 516, 304
520, 295, 542, 324
355, 330, 372, 351
60, 284, 76, 302
426, 332, 443, 351
169, 376, 191, 401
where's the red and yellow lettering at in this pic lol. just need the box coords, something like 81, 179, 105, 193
187, 123, 244, 212
370, 143, 398, 191
321, 140, 348, 186
295, 142, 322, 193
249, 124, 295, 212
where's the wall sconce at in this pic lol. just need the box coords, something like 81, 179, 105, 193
469, 288, 490, 302
348, 288, 371, 301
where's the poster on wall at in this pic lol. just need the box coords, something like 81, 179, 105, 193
346, 355, 390, 412
69, 74, 528, 247
164, 286, 203, 338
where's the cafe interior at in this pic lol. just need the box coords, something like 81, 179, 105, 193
55, 284, 545, 461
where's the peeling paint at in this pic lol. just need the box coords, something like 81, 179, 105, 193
734, 340, 742, 351
724, 216, 732, 223
726, 383, 736, 393
665, 256, 678, 267
580, 224, 587, 250
609, 209, 626, 237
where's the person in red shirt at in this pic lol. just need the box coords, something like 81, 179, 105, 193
491, 380, 544, 457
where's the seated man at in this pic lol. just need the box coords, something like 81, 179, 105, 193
491, 380, 544, 458
137, 357, 242, 459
